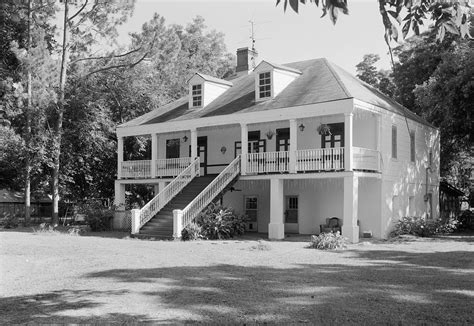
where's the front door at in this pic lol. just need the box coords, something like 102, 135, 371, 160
189, 136, 207, 175
276, 128, 290, 171
284, 196, 299, 233
321, 123, 344, 170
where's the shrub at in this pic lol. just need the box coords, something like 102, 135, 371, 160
181, 222, 203, 241
1, 214, 18, 229
193, 203, 247, 240
309, 231, 347, 250
80, 201, 114, 232
390, 216, 458, 238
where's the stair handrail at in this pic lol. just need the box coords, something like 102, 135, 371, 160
137, 157, 200, 230
180, 155, 241, 231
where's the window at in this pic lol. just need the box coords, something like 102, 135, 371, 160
408, 196, 415, 216
429, 150, 433, 167
258, 72, 271, 98
410, 131, 415, 162
192, 84, 202, 107
285, 196, 298, 223
245, 196, 258, 223
391, 125, 397, 159
166, 139, 180, 159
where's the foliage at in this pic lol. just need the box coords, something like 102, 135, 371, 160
309, 232, 347, 250
32, 223, 85, 236
1, 213, 19, 229
194, 203, 247, 240
355, 54, 395, 97
80, 201, 114, 232
277, 0, 472, 43
181, 222, 203, 241
413, 41, 473, 188
390, 216, 458, 238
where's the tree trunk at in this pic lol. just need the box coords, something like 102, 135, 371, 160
52, 0, 69, 225
24, 0, 32, 227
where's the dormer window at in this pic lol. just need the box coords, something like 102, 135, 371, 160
254, 61, 301, 102
192, 84, 202, 107
259, 72, 272, 98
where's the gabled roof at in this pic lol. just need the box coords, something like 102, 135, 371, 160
119, 58, 432, 128
255, 61, 302, 75
187, 73, 233, 87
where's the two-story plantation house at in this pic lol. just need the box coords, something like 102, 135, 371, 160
114, 48, 440, 243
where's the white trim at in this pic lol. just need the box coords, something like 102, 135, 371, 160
240, 171, 381, 181
117, 99, 354, 137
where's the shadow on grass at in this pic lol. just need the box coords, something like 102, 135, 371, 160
79, 250, 473, 324
0, 289, 151, 324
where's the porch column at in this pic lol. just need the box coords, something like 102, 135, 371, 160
151, 133, 158, 178
240, 123, 248, 175
190, 128, 198, 159
342, 175, 359, 243
153, 181, 166, 196
117, 136, 124, 179
114, 181, 126, 207
269, 178, 285, 240
289, 119, 297, 173
344, 112, 353, 171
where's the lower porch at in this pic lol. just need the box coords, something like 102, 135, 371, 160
222, 173, 382, 242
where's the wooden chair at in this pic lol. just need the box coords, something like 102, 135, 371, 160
320, 217, 342, 234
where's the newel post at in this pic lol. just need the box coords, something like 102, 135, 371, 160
173, 209, 183, 239
131, 209, 140, 235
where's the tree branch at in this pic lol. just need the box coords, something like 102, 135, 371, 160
83, 52, 149, 78
69, 47, 142, 66
68, 0, 89, 22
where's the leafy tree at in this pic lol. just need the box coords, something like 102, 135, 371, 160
277, 1, 472, 43
356, 54, 395, 97
413, 41, 473, 189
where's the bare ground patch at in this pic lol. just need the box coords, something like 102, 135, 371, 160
1, 230, 473, 324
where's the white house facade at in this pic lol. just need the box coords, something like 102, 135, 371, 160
114, 48, 440, 243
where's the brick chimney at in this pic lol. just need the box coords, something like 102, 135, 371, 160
236, 47, 258, 77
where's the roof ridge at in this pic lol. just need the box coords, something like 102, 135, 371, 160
322, 58, 352, 98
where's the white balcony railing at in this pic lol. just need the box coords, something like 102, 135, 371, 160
247, 151, 290, 174
120, 157, 192, 179
296, 148, 344, 172
121, 160, 152, 179
136, 157, 200, 231
156, 157, 193, 178
177, 155, 241, 237
353, 147, 380, 171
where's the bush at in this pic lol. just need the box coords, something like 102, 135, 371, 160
1, 214, 18, 229
181, 222, 203, 241
80, 201, 114, 232
183, 203, 246, 241
390, 216, 458, 238
309, 232, 347, 250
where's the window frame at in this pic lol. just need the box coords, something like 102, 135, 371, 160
410, 131, 415, 162
191, 83, 202, 108
391, 125, 397, 159
257, 71, 272, 100
244, 195, 258, 224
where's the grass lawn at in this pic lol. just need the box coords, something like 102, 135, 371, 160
1, 229, 473, 325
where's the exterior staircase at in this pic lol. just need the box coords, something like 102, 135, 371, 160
135, 175, 216, 239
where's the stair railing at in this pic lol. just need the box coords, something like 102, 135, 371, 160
131, 157, 200, 234
174, 155, 241, 238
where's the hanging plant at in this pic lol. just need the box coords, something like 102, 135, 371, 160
317, 124, 331, 136
265, 129, 275, 140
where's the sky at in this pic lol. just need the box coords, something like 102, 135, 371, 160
116, 0, 395, 74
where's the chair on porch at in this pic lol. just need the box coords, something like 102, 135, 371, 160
320, 217, 342, 234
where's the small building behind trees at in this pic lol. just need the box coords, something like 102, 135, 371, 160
439, 181, 465, 221
0, 189, 52, 221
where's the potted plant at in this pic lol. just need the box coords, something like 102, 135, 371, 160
265, 129, 275, 140
317, 123, 331, 136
